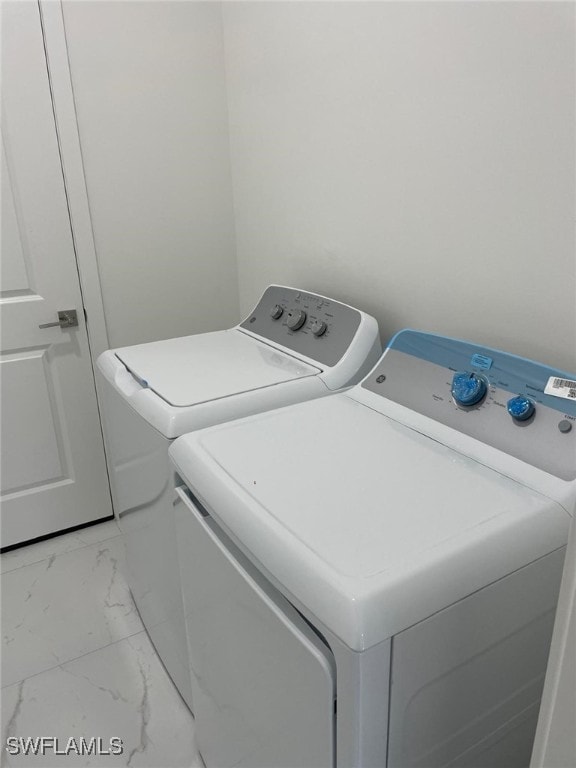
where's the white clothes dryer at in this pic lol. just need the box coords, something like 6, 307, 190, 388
96, 285, 381, 709
170, 330, 576, 768
531, 512, 576, 767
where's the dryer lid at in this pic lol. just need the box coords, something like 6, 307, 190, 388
169, 393, 570, 651
115, 329, 320, 407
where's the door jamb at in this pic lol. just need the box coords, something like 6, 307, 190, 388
38, 0, 109, 361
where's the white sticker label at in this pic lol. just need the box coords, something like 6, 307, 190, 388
544, 376, 576, 400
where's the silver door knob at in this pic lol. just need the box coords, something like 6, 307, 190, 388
39, 309, 79, 329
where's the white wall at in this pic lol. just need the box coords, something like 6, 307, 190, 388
223, 1, 576, 371
62, 0, 238, 348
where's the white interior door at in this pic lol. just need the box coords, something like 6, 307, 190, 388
1, 0, 112, 547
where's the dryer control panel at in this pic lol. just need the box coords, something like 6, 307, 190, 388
362, 331, 576, 480
240, 286, 361, 367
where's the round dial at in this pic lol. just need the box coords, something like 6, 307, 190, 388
286, 309, 307, 331
507, 395, 535, 422
270, 304, 284, 320
451, 372, 488, 407
310, 319, 327, 337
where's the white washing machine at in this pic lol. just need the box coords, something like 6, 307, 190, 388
96, 285, 381, 709
170, 330, 576, 768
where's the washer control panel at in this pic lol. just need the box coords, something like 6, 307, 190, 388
240, 286, 361, 367
363, 331, 576, 480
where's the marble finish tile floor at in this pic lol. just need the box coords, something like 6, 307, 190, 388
1, 521, 201, 767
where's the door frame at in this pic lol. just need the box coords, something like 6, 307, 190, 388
38, 0, 109, 362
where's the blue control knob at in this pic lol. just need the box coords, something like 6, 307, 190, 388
451, 372, 488, 407
507, 395, 535, 422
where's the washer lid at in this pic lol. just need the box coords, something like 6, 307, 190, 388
169, 394, 570, 651
115, 330, 320, 407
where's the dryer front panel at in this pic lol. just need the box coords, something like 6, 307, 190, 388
387, 547, 565, 768
174, 486, 335, 768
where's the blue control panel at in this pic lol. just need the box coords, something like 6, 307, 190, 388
388, 331, 576, 417
362, 330, 576, 480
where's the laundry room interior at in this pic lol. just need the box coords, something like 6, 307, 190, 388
1, 1, 575, 767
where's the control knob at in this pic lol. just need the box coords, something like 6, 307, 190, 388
451, 372, 488, 407
507, 395, 535, 422
310, 319, 327, 337
270, 304, 284, 320
286, 309, 307, 331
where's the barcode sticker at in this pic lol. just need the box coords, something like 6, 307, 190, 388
544, 376, 576, 400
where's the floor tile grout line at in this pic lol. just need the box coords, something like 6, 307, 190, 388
1, 628, 147, 691
0, 531, 122, 576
